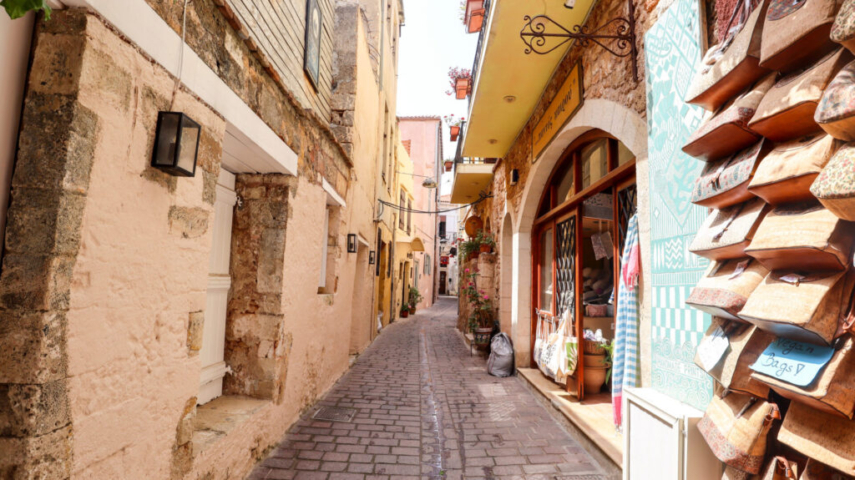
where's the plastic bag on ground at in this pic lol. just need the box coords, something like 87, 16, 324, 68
487, 333, 515, 377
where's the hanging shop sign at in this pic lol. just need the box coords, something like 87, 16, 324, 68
532, 61, 584, 161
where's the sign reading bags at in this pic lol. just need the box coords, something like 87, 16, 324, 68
750, 337, 835, 386
533, 62, 584, 160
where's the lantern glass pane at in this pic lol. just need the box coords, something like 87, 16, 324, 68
154, 113, 180, 166
177, 121, 200, 173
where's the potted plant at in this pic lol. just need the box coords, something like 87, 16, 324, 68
408, 287, 423, 313
460, 237, 481, 261
476, 230, 496, 254
400, 307, 409, 318
444, 114, 465, 142
462, 269, 494, 346
463, 0, 485, 33
444, 160, 453, 172
445, 67, 472, 100
582, 332, 614, 394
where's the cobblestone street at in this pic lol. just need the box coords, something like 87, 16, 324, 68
248, 297, 604, 480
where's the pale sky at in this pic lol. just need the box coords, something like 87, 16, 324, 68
397, 0, 479, 195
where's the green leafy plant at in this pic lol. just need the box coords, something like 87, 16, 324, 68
475, 230, 496, 249
459, 237, 481, 261
408, 286, 423, 309
601, 339, 616, 383
462, 268, 494, 331
1, 0, 51, 20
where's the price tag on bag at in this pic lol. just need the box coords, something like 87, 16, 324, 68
750, 338, 834, 387
728, 259, 751, 280
697, 326, 730, 371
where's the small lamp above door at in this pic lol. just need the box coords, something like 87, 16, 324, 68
347, 234, 357, 253
151, 112, 202, 177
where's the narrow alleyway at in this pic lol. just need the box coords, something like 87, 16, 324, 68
247, 297, 605, 480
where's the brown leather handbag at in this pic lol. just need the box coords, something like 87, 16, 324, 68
738, 270, 855, 345
753, 336, 855, 418
747, 134, 840, 205
690, 198, 770, 261
686, 0, 771, 112
687, 258, 769, 321
698, 391, 780, 475
694, 318, 774, 398
744, 202, 855, 272
800, 458, 850, 479
759, 0, 841, 71
811, 142, 855, 220
779, 402, 855, 475
693, 141, 770, 209
683, 74, 776, 161
831, 0, 855, 54
815, 61, 855, 140
749, 49, 852, 142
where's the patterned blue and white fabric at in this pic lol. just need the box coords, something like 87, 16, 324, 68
612, 214, 639, 427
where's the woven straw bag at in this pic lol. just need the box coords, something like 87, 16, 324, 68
723, 458, 800, 480
744, 202, 855, 272
815, 61, 855, 140
800, 458, 851, 479
759, 0, 841, 71
811, 142, 855, 220
752, 336, 855, 418
747, 134, 840, 205
694, 318, 774, 398
738, 270, 853, 345
693, 141, 771, 209
749, 49, 852, 142
698, 391, 780, 475
779, 401, 855, 475
684, 75, 776, 161
687, 258, 770, 320
831, 0, 855, 54
686, 0, 771, 112
690, 198, 770, 261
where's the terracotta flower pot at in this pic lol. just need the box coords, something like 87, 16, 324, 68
583, 365, 609, 394
455, 78, 470, 100
473, 327, 492, 346
400, 310, 409, 318
467, 8, 485, 33
583, 353, 608, 368
444, 160, 453, 172
479, 244, 492, 254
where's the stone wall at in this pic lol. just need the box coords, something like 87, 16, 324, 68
457, 253, 497, 333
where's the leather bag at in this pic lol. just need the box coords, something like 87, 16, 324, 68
831, 0, 855, 54
683, 75, 776, 161
738, 270, 855, 345
800, 458, 851, 479
686, 0, 771, 112
687, 258, 770, 321
752, 336, 855, 418
693, 140, 770, 209
749, 49, 852, 142
724, 458, 800, 480
744, 202, 855, 272
810, 142, 855, 220
815, 61, 855, 140
689, 198, 770, 261
698, 391, 780, 475
759, 0, 841, 71
779, 401, 855, 475
694, 318, 774, 398
747, 133, 840, 205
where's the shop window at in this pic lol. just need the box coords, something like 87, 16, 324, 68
618, 141, 634, 167
581, 139, 609, 190
539, 228, 553, 312
555, 162, 576, 205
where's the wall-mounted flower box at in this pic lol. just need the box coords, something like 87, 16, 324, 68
463, 0, 485, 34
444, 160, 453, 172
446, 67, 472, 100
450, 125, 461, 141
455, 77, 471, 99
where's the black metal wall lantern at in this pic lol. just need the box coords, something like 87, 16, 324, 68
151, 112, 202, 177
369, 251, 376, 265
347, 234, 357, 253
520, 0, 638, 82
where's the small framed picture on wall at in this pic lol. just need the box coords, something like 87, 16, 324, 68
304, 0, 322, 90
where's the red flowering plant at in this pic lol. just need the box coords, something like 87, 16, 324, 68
445, 67, 472, 96
462, 268, 494, 331
443, 114, 465, 127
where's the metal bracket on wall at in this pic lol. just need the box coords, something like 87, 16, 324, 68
520, 0, 639, 82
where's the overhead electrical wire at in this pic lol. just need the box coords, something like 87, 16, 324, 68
378, 192, 492, 215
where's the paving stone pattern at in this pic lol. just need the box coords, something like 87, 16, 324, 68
248, 297, 604, 479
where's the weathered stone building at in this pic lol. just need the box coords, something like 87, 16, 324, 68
0, 0, 406, 478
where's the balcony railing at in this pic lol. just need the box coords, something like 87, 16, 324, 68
468, 0, 491, 112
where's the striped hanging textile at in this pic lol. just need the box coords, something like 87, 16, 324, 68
612, 214, 640, 428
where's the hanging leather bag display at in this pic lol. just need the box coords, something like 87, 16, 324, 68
778, 401, 855, 475
800, 458, 850, 479
689, 198, 770, 261
811, 142, 855, 220
683, 75, 776, 161
752, 336, 855, 418
693, 318, 775, 398
747, 134, 839, 205
698, 391, 780, 475
749, 49, 851, 142
738, 270, 854, 345
693, 141, 770, 209
687, 258, 770, 321
759, 0, 840, 71
744, 202, 855, 272
831, 0, 855, 54
686, 0, 771, 112
815, 61, 855, 140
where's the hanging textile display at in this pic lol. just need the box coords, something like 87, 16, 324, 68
612, 214, 640, 427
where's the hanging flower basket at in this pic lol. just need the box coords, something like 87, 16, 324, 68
444, 160, 453, 172
455, 77, 471, 100
467, 8, 485, 33
450, 125, 461, 141
446, 68, 472, 99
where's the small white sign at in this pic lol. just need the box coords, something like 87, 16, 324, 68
698, 326, 730, 371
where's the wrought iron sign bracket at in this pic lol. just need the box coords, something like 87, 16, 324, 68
521, 0, 638, 82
